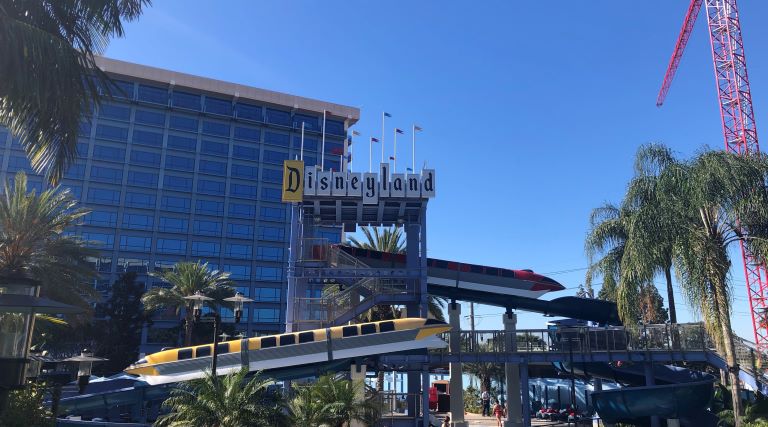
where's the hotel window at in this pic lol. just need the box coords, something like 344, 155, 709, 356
99, 104, 130, 121
253, 308, 280, 323
161, 196, 191, 213
133, 129, 163, 147
225, 243, 252, 259
120, 236, 152, 252
230, 183, 257, 199
172, 91, 201, 111
159, 217, 189, 233
83, 211, 118, 227
293, 114, 319, 131
255, 266, 281, 281
265, 108, 291, 126
167, 134, 197, 151
138, 84, 168, 104
75, 143, 89, 159
260, 206, 285, 221
8, 156, 33, 173
78, 121, 92, 136
202, 120, 230, 137
68, 185, 83, 199
196, 200, 224, 216
89, 166, 123, 184
254, 288, 281, 303
117, 257, 149, 274
227, 223, 253, 239
261, 169, 282, 184
122, 213, 154, 230
264, 131, 289, 147
233, 144, 258, 160
234, 126, 260, 142
292, 136, 318, 151
260, 187, 281, 202
231, 164, 257, 180
169, 115, 199, 132
191, 241, 220, 257
256, 246, 283, 262
324, 141, 344, 156
92, 145, 125, 162
201, 140, 228, 156
193, 220, 221, 236
326, 119, 345, 136
199, 160, 227, 176
102, 80, 134, 99
204, 97, 232, 116
95, 124, 128, 142
127, 170, 158, 187
263, 150, 288, 164
154, 260, 177, 273
257, 226, 285, 242
82, 232, 114, 250
135, 109, 166, 127
130, 150, 161, 167
235, 103, 262, 121
87, 188, 121, 205
326, 159, 341, 171
228, 202, 255, 219
165, 155, 195, 172
157, 238, 187, 255
197, 179, 225, 195
125, 192, 156, 209
223, 264, 250, 280
164, 175, 193, 192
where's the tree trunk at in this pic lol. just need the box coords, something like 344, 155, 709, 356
377, 370, 385, 393
716, 280, 743, 424
184, 312, 193, 347
664, 266, 677, 324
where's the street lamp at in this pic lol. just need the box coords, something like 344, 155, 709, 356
184, 291, 252, 377
63, 349, 107, 394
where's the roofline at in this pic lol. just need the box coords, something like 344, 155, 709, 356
95, 56, 360, 126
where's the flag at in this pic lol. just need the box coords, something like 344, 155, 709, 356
414, 125, 423, 132
352, 130, 360, 136
345, 153, 352, 161
395, 128, 404, 134
389, 156, 395, 160
384, 112, 392, 118
406, 167, 413, 172
371, 137, 379, 143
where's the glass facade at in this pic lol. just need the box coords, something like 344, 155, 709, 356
0, 73, 349, 352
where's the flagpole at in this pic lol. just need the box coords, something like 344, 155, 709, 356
369, 138, 373, 172
300, 122, 305, 161
381, 112, 386, 165
412, 124, 416, 173
393, 128, 397, 171
321, 110, 327, 170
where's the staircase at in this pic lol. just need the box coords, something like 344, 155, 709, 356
293, 244, 417, 330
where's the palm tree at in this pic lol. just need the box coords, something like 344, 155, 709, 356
141, 262, 234, 347
155, 368, 287, 427
1, 0, 149, 183
0, 171, 96, 306
287, 384, 326, 427
348, 226, 406, 253
312, 374, 378, 427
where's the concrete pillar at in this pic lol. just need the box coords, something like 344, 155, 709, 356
422, 367, 431, 427
408, 371, 420, 421
504, 312, 523, 427
350, 364, 367, 427
520, 361, 531, 426
644, 363, 660, 427
448, 302, 468, 426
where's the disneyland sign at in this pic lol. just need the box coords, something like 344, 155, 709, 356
282, 160, 435, 204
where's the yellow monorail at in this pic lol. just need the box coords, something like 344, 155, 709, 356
125, 318, 449, 385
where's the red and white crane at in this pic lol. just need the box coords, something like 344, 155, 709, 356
657, 0, 766, 353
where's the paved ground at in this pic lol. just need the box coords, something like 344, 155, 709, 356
435, 412, 575, 426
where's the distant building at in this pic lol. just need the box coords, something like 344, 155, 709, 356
0, 57, 359, 353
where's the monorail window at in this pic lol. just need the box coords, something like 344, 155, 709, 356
470, 265, 483, 273
196, 346, 211, 358
178, 349, 193, 360
361, 324, 376, 335
434, 260, 448, 268
298, 332, 314, 343
280, 334, 296, 346
501, 270, 515, 278
342, 326, 358, 337
379, 321, 395, 333
486, 267, 499, 276
217, 343, 229, 354
261, 336, 276, 348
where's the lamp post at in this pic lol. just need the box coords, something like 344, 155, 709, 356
0, 276, 81, 411
63, 349, 107, 394
184, 291, 252, 377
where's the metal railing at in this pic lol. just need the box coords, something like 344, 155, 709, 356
433, 323, 716, 355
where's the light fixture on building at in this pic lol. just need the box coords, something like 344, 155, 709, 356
184, 291, 213, 322
63, 349, 107, 394
224, 292, 254, 324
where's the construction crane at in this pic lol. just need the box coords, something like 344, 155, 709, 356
656, 0, 766, 354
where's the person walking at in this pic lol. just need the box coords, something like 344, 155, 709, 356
481, 389, 491, 416
493, 401, 505, 427
442, 414, 451, 427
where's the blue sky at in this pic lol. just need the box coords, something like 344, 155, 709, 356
106, 1, 768, 339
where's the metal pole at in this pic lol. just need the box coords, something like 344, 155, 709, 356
381, 112, 385, 164
321, 110, 327, 170
300, 122, 305, 161
393, 128, 397, 171
412, 124, 416, 173
211, 313, 220, 376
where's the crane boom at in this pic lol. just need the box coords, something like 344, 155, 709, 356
656, 0, 703, 107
